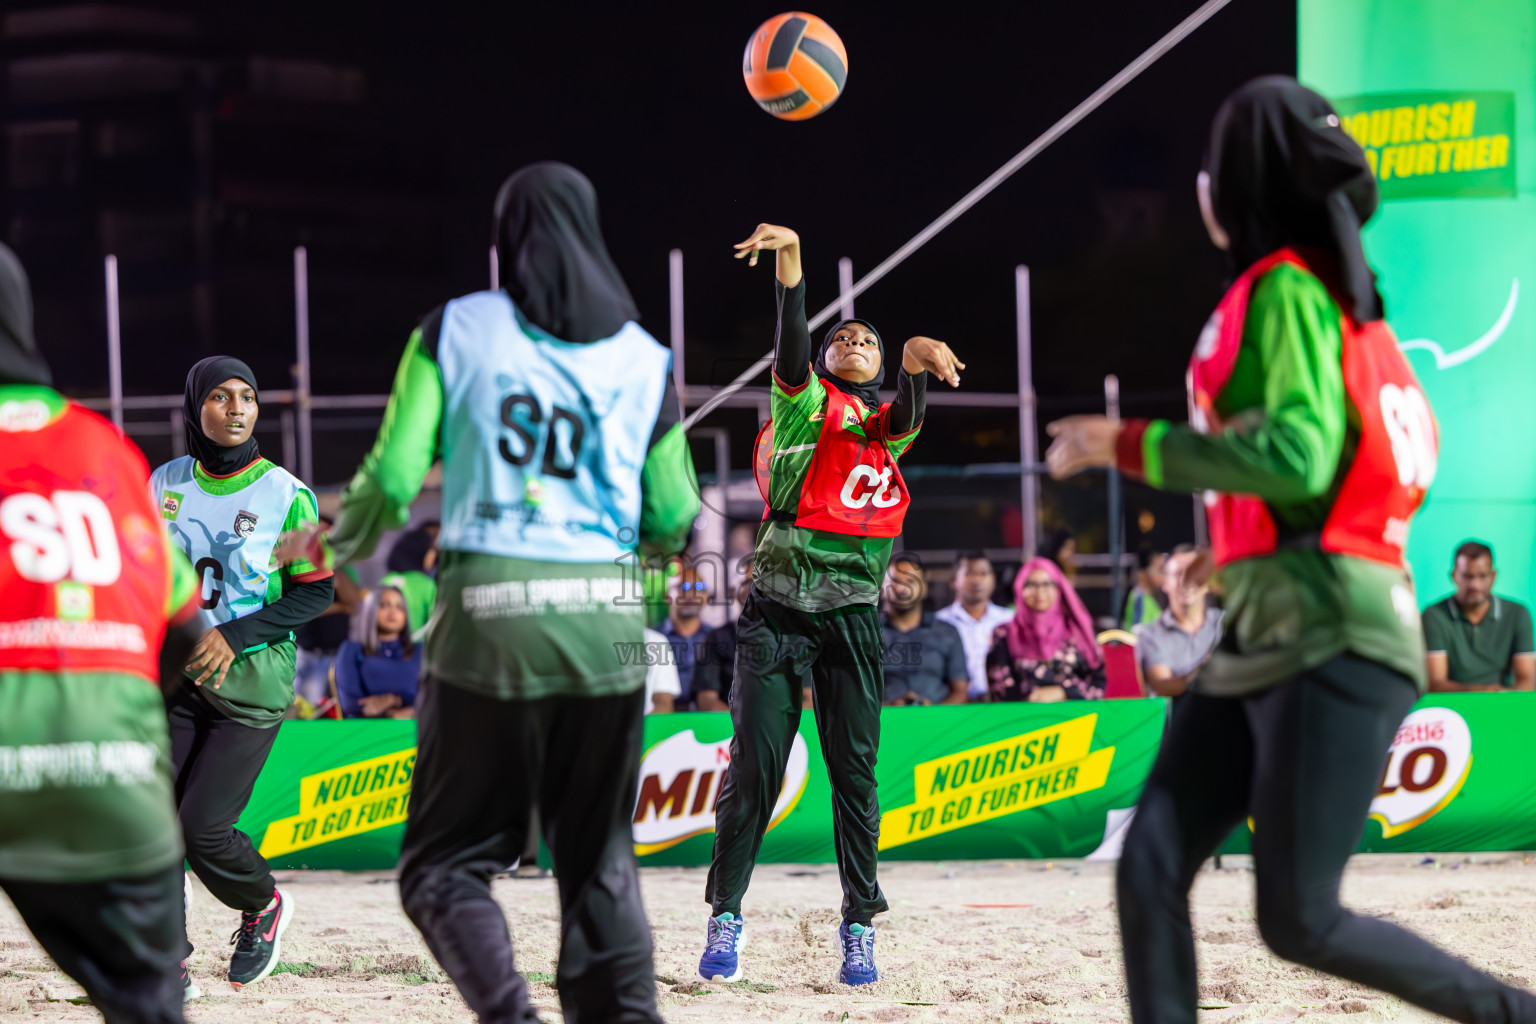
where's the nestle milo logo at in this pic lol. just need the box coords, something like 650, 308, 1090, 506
632, 730, 809, 855
1370, 707, 1472, 838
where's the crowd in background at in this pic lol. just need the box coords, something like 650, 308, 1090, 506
636, 535, 1536, 714
295, 519, 1536, 719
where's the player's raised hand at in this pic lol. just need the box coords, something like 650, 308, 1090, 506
733, 223, 799, 266
902, 336, 966, 387
1045, 415, 1121, 478
272, 521, 330, 570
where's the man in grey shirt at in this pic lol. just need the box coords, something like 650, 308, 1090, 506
1134, 547, 1223, 696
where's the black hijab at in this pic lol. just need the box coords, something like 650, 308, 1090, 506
492, 162, 639, 344
1204, 76, 1383, 322
184, 356, 260, 475
0, 242, 51, 387
815, 318, 885, 409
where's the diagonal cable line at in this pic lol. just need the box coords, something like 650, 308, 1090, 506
681, 0, 1238, 431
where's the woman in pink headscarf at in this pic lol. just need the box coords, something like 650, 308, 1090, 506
985, 557, 1104, 701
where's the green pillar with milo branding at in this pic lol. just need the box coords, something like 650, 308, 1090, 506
1300, 0, 1535, 610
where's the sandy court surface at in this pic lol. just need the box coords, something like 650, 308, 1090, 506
3, 854, 1535, 1022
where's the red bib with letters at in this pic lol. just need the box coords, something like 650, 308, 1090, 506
1189, 248, 1438, 569
753, 379, 910, 537
0, 402, 173, 681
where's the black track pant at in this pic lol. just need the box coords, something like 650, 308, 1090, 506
166, 683, 279, 956
1118, 654, 1536, 1024
2, 866, 184, 1024
706, 588, 889, 925
398, 676, 661, 1024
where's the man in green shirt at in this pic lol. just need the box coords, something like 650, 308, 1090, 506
1422, 541, 1536, 691
699, 222, 964, 988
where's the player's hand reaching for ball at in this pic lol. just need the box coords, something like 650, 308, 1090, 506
903, 337, 965, 387
1045, 415, 1122, 478
734, 223, 801, 287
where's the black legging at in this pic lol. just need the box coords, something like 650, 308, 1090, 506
166, 680, 280, 956
398, 677, 661, 1024
1119, 654, 1536, 1024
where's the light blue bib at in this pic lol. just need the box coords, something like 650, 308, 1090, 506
148, 457, 307, 650
434, 291, 672, 564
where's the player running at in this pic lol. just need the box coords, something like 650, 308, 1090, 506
149, 357, 333, 993
699, 223, 964, 987
0, 241, 202, 1023
1046, 77, 1536, 1024
283, 161, 698, 1023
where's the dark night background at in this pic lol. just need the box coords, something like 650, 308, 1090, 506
2, 0, 1295, 574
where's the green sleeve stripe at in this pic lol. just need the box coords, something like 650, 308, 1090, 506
165, 544, 198, 619
1142, 420, 1170, 489
330, 330, 444, 564
282, 490, 322, 579
639, 422, 699, 558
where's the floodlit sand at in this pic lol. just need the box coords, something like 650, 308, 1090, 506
4, 854, 1536, 1022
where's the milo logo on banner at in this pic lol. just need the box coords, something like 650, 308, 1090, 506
878, 712, 1115, 850
632, 730, 810, 854
1370, 707, 1472, 838
1334, 91, 1515, 199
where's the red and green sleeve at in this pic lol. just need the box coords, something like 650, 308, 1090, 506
1117, 263, 1347, 516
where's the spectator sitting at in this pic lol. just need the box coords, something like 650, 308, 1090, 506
936, 550, 1013, 700
382, 522, 438, 636
1042, 528, 1079, 585
643, 626, 682, 713
694, 557, 752, 712
1423, 540, 1536, 692
1134, 546, 1222, 697
659, 566, 709, 709
1123, 545, 1168, 630
335, 586, 422, 718
882, 554, 969, 706
986, 556, 1105, 701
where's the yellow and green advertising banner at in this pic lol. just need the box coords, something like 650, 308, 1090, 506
1334, 91, 1515, 199
1220, 694, 1536, 854
237, 695, 1536, 870
1301, 0, 1536, 611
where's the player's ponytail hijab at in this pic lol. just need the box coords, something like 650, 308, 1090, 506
1204, 76, 1383, 323
492, 161, 639, 344
0, 241, 50, 387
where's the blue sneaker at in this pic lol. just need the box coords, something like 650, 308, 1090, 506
698, 912, 745, 982
838, 921, 879, 985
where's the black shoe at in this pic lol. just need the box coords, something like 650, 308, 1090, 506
228, 888, 293, 988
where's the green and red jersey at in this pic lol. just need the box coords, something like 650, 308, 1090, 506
1116, 257, 1432, 695
752, 280, 924, 613
0, 384, 199, 882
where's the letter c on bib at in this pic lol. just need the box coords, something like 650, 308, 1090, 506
840, 465, 880, 509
